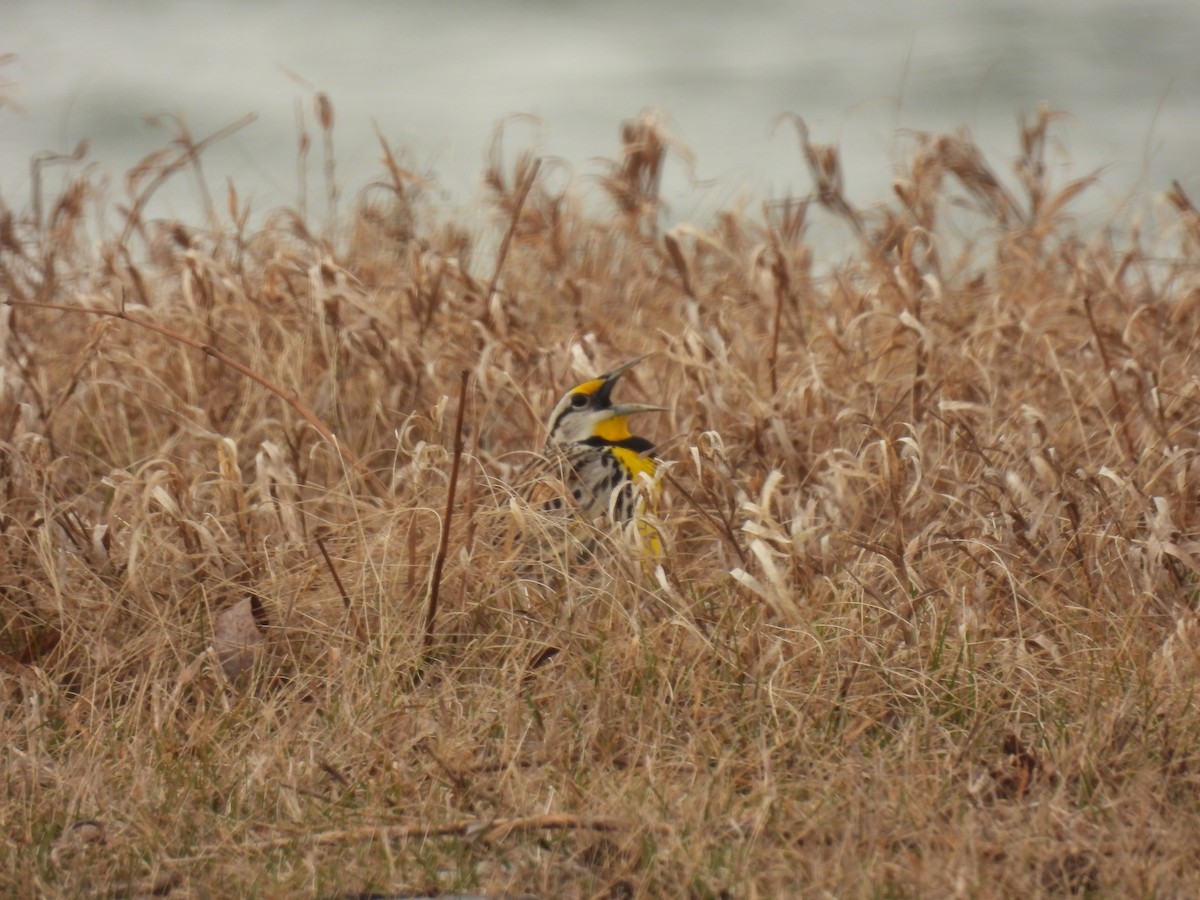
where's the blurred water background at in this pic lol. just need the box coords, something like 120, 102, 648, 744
3, 0, 1198, 231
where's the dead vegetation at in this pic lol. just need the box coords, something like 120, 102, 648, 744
4, 104, 1200, 897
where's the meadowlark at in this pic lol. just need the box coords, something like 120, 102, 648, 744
533, 355, 666, 539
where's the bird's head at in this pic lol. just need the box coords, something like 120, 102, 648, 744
545, 356, 666, 446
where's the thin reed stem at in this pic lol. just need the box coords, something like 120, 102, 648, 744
423, 369, 469, 651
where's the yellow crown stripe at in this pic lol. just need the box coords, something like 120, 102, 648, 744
570, 377, 607, 397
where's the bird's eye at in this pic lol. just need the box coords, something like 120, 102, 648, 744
569, 394, 588, 409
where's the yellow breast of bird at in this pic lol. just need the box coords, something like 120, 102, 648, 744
610, 446, 658, 486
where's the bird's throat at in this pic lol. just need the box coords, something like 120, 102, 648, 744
594, 415, 634, 443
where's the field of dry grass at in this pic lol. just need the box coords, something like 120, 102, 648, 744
5, 105, 1200, 897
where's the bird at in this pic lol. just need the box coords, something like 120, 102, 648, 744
531, 355, 666, 542
488, 355, 666, 609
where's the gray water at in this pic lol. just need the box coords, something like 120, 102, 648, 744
3, 0, 1198, 227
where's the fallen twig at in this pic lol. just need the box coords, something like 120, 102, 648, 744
164, 814, 672, 864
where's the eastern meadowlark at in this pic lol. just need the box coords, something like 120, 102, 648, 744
535, 355, 666, 533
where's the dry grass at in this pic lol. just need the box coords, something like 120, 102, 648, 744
4, 104, 1200, 898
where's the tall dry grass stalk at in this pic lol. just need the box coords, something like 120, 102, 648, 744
3, 106, 1200, 896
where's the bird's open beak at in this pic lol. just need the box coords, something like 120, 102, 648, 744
594, 355, 650, 404
600, 355, 650, 381
608, 402, 668, 417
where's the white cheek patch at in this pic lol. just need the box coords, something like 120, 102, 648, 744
556, 410, 607, 443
